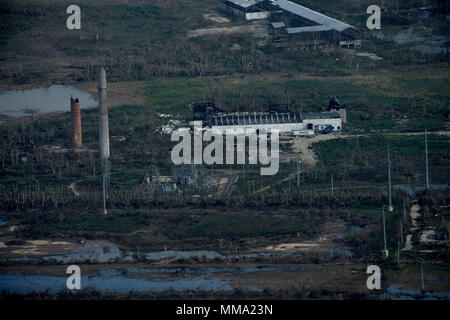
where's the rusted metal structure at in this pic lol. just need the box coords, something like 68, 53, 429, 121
70, 96, 82, 149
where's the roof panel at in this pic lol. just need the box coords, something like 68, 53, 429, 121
271, 21, 286, 28
271, 0, 355, 33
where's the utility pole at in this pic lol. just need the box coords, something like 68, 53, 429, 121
381, 206, 389, 258
289, 173, 291, 193
421, 264, 425, 290
424, 130, 429, 190
397, 240, 400, 264
102, 161, 107, 215
408, 176, 412, 197
387, 144, 393, 212
400, 221, 403, 244
331, 175, 334, 196
297, 161, 300, 188
403, 201, 407, 223
98, 67, 110, 215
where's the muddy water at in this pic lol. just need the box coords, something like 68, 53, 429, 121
382, 286, 450, 300
0, 266, 308, 294
145, 250, 223, 261
342, 224, 367, 232
0, 85, 97, 118
0, 273, 232, 294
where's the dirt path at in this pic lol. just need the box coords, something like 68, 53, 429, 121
404, 204, 421, 251
258, 221, 357, 257
203, 13, 230, 23
410, 204, 421, 227
292, 134, 340, 165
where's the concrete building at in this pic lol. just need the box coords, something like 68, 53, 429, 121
302, 112, 342, 132
209, 111, 306, 134
192, 103, 344, 136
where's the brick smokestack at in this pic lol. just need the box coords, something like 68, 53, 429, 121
70, 96, 82, 149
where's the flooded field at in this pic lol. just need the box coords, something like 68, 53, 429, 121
0, 85, 97, 119
0, 265, 309, 294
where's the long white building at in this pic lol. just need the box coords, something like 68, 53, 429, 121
204, 111, 343, 135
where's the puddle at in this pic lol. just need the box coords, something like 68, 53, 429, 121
99, 265, 309, 276
426, 277, 450, 282
382, 286, 450, 300
342, 225, 367, 232
393, 184, 449, 197
0, 274, 232, 294
243, 251, 304, 258
321, 247, 353, 257
0, 216, 7, 227
416, 9, 450, 21
0, 85, 97, 118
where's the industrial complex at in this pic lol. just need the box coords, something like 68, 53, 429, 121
192, 100, 346, 136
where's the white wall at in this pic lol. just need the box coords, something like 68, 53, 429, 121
211, 122, 306, 134
246, 12, 270, 20
208, 116, 342, 135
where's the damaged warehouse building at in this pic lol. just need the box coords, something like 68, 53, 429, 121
220, 0, 361, 50
192, 101, 346, 136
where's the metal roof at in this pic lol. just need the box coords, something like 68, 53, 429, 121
210, 112, 302, 126
271, 0, 355, 33
225, 0, 262, 9
271, 21, 286, 29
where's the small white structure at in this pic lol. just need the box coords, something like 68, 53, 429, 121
302, 112, 342, 132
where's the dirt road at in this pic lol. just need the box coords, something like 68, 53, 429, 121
188, 22, 268, 38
